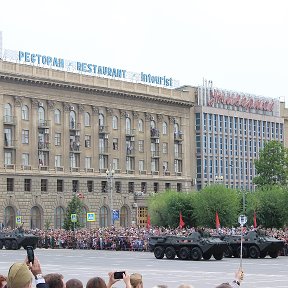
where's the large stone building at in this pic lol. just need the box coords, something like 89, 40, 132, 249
0, 59, 195, 229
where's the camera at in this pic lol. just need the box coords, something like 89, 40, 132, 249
114, 271, 125, 279
26, 246, 34, 264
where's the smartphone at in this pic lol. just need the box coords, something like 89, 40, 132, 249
114, 271, 125, 279
26, 246, 34, 264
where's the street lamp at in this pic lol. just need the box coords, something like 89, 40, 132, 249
106, 164, 115, 226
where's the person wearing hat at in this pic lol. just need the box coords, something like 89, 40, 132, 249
7, 257, 48, 288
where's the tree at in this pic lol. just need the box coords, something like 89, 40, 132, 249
148, 190, 196, 228
63, 195, 83, 230
253, 140, 288, 187
193, 185, 241, 227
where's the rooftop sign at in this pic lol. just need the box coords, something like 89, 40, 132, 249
1, 47, 179, 88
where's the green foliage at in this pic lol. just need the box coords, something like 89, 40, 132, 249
63, 195, 83, 230
250, 186, 288, 228
148, 190, 196, 228
193, 185, 241, 227
253, 140, 288, 187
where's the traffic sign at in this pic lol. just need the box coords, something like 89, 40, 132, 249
87, 212, 96, 222
113, 210, 119, 221
238, 215, 247, 226
16, 216, 22, 224
71, 214, 77, 222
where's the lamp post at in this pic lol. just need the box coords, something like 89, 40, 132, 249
106, 164, 115, 226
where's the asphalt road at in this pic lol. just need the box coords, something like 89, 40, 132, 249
1, 249, 288, 288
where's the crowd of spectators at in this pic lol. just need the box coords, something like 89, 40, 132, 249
1, 225, 288, 253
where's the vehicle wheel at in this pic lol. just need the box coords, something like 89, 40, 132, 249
249, 246, 260, 259
237, 246, 248, 258
178, 247, 190, 260
0, 240, 3, 249
154, 246, 165, 259
202, 252, 212, 260
260, 251, 267, 258
268, 250, 279, 258
224, 247, 233, 258
165, 246, 176, 260
11, 240, 18, 250
191, 247, 202, 261
213, 251, 224, 260
5, 240, 11, 250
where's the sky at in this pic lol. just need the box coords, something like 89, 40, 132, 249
0, 0, 287, 101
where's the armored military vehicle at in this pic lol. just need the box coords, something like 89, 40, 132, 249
0, 228, 38, 250
149, 231, 228, 260
221, 230, 284, 259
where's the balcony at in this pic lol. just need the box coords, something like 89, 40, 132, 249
175, 152, 183, 159
151, 171, 159, 176
151, 150, 160, 158
126, 169, 135, 174
176, 171, 182, 176
99, 125, 109, 134
69, 122, 81, 131
84, 168, 94, 173
126, 148, 135, 157
21, 165, 32, 171
55, 166, 64, 172
38, 120, 50, 128
4, 164, 15, 170
174, 131, 184, 141
139, 170, 147, 175
150, 128, 160, 138
164, 170, 171, 176
99, 147, 109, 154
70, 167, 80, 172
125, 128, 136, 137
3, 116, 16, 125
39, 165, 48, 171
4, 139, 17, 149
70, 142, 81, 152
38, 142, 50, 150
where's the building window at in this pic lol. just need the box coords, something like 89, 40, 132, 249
30, 206, 41, 229
120, 206, 129, 227
72, 180, 79, 192
165, 183, 171, 190
99, 113, 104, 126
112, 116, 118, 129
5, 152, 12, 165
139, 160, 145, 172
54, 109, 61, 124
4, 103, 12, 121
128, 182, 134, 193
57, 180, 64, 192
125, 117, 132, 134
70, 111, 76, 129
177, 183, 182, 192
87, 180, 93, 192
85, 157, 92, 169
162, 122, 168, 135
153, 182, 159, 193
141, 182, 147, 193
163, 142, 168, 154
115, 181, 121, 193
5, 206, 15, 229
38, 106, 45, 125
101, 181, 107, 193
55, 206, 64, 229
99, 206, 108, 227
85, 135, 91, 148
7, 178, 14, 192
55, 155, 62, 167
41, 179, 48, 192
112, 158, 119, 170
22, 129, 29, 144
4, 128, 12, 146
55, 133, 61, 146
113, 138, 118, 150
22, 105, 29, 120
138, 140, 144, 152
84, 112, 91, 126
24, 179, 31, 192
138, 119, 144, 132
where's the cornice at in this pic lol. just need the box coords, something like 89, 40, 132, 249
0, 72, 194, 108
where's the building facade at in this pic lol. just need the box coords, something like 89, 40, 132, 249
195, 84, 284, 191
0, 59, 195, 230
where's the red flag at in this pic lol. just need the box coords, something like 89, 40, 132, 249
253, 211, 257, 228
179, 212, 185, 229
146, 214, 151, 229
215, 211, 220, 229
